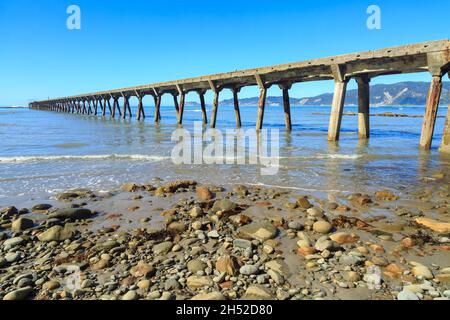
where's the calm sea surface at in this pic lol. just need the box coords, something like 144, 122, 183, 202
0, 105, 449, 205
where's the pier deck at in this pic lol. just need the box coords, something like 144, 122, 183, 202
30, 40, 450, 152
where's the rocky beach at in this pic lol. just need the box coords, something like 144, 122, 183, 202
1, 173, 449, 301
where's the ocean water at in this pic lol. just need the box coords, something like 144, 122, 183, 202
0, 105, 449, 205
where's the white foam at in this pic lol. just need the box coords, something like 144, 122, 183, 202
0, 154, 171, 164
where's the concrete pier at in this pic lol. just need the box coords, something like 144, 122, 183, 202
30, 40, 450, 153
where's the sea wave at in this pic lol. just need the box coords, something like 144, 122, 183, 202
0, 154, 171, 164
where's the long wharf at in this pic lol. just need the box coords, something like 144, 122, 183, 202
30, 40, 450, 153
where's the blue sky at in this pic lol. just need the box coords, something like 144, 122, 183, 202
0, 0, 449, 106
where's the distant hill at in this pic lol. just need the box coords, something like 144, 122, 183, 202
186, 82, 449, 107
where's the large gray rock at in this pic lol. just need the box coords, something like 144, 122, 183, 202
11, 218, 34, 232
38, 226, 74, 242
48, 208, 93, 220
3, 287, 33, 300
212, 199, 237, 213
238, 221, 277, 242
152, 241, 173, 255
242, 285, 274, 300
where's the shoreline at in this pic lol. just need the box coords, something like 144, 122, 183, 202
1, 177, 449, 300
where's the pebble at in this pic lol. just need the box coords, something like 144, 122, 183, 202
3, 237, 24, 248
239, 264, 259, 275
398, 290, 419, 300
3, 287, 33, 300
122, 290, 138, 300
153, 241, 173, 255
233, 239, 252, 250
412, 265, 434, 280
312, 221, 332, 234
11, 218, 34, 232
207, 230, 220, 238
5, 251, 20, 263
187, 259, 207, 273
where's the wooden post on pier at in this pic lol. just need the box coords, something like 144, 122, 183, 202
135, 91, 145, 121
255, 74, 267, 131
279, 83, 292, 131
328, 65, 348, 141
172, 93, 180, 116
231, 87, 242, 128
356, 75, 370, 139
122, 94, 131, 119
197, 90, 208, 124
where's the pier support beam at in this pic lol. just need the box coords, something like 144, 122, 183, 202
255, 74, 267, 131
106, 97, 112, 116
328, 65, 348, 141
136, 92, 145, 121
197, 90, 208, 124
122, 94, 131, 119
99, 98, 105, 116
209, 80, 221, 128
440, 94, 450, 154
112, 97, 120, 118
176, 85, 185, 125
419, 75, 442, 150
356, 75, 370, 139
279, 83, 292, 131
82, 100, 87, 114
154, 93, 161, 123
172, 93, 180, 115
231, 87, 242, 128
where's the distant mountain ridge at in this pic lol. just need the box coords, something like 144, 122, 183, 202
186, 82, 449, 107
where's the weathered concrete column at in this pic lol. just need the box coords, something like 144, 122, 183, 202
176, 85, 185, 125
279, 83, 292, 131
197, 90, 208, 124
178, 93, 185, 125
172, 93, 180, 115
419, 75, 443, 150
82, 100, 87, 114
153, 94, 161, 123
356, 75, 370, 139
255, 74, 267, 131
87, 99, 93, 115
122, 94, 131, 119
231, 87, 242, 128
106, 98, 112, 116
136, 94, 145, 121
440, 88, 450, 153
328, 65, 348, 141
209, 80, 221, 128
112, 97, 120, 118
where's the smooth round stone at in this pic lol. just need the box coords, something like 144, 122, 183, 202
207, 230, 220, 238
122, 290, 138, 300
5, 251, 20, 263
398, 290, 419, 300
313, 221, 332, 234
306, 207, 324, 217
239, 264, 259, 275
